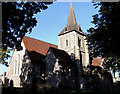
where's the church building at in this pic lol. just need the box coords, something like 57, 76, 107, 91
6, 3, 90, 88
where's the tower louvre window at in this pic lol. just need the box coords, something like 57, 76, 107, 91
66, 39, 69, 47
65, 27, 67, 31
78, 38, 81, 48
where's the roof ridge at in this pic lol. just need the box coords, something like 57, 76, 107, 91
24, 36, 58, 46
50, 47, 67, 52
23, 36, 58, 56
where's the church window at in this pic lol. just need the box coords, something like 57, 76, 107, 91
14, 54, 21, 75
65, 27, 67, 31
66, 39, 69, 47
18, 54, 20, 75
78, 38, 82, 48
78, 38, 81, 48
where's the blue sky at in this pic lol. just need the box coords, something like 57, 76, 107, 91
26, 2, 99, 45
0, 2, 99, 75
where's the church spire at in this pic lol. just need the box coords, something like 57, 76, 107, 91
58, 3, 85, 36
67, 3, 77, 26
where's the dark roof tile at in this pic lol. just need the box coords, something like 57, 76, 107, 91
50, 47, 74, 65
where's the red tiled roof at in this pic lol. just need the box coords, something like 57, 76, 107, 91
91, 57, 102, 67
23, 36, 58, 56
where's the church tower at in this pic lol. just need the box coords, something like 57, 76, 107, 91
58, 3, 89, 67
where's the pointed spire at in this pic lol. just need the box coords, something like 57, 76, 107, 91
58, 3, 86, 36
67, 3, 77, 26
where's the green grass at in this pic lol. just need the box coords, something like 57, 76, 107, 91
2, 85, 120, 94
2, 87, 95, 94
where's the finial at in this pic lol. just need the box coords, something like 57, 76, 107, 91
70, 2, 72, 8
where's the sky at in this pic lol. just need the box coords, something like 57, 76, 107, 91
26, 2, 99, 45
0, 2, 100, 75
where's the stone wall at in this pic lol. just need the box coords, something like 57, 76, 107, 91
45, 49, 60, 87
45, 49, 57, 75
45, 48, 77, 88
7, 41, 29, 87
58, 31, 90, 89
58, 31, 89, 67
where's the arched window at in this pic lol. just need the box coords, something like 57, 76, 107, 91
78, 38, 81, 48
14, 54, 20, 75
78, 37, 82, 48
18, 54, 20, 74
66, 39, 69, 47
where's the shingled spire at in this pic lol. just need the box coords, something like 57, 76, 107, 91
67, 3, 77, 27
58, 3, 85, 36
